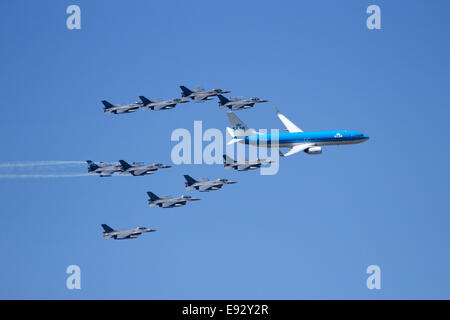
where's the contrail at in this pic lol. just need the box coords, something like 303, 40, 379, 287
0, 173, 91, 179
0, 161, 89, 179
0, 161, 86, 168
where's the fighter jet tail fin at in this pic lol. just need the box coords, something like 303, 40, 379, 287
101, 224, 115, 233
119, 160, 132, 170
147, 192, 160, 201
183, 175, 197, 187
217, 95, 230, 109
223, 154, 235, 165
180, 86, 194, 98
86, 160, 100, 172
139, 96, 153, 105
101, 100, 114, 110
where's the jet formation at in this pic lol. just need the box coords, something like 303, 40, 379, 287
99, 85, 369, 240
102, 85, 268, 113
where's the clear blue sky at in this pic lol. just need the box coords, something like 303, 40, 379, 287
0, 0, 449, 299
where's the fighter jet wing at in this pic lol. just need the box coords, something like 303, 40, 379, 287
194, 94, 209, 101
280, 143, 314, 157
237, 164, 251, 171
116, 230, 136, 239
154, 103, 176, 110
199, 185, 212, 192
133, 168, 154, 176
99, 171, 114, 177
231, 103, 247, 110
117, 106, 138, 113
162, 200, 185, 208
275, 108, 303, 132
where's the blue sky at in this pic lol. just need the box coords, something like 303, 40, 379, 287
0, 0, 449, 299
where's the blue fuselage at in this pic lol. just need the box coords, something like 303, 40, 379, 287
244, 130, 369, 147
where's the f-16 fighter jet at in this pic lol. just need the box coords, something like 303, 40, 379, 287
223, 155, 273, 171
180, 86, 230, 102
102, 224, 156, 240
147, 192, 200, 208
184, 175, 237, 192
139, 95, 189, 111
119, 160, 171, 176
101, 100, 142, 114
217, 95, 268, 111
87, 160, 122, 177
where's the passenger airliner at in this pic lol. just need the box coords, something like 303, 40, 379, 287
226, 108, 369, 157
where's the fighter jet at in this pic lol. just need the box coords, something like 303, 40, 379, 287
223, 154, 273, 171
184, 175, 237, 192
217, 95, 268, 111
147, 192, 200, 208
139, 95, 189, 111
102, 100, 142, 114
180, 86, 230, 102
102, 224, 156, 240
119, 160, 171, 176
87, 160, 122, 177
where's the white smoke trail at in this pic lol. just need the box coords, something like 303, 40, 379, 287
0, 161, 85, 168
0, 173, 91, 179
0, 161, 90, 179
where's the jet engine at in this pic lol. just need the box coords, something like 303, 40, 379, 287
305, 146, 322, 154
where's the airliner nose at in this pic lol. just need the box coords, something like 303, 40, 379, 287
363, 135, 370, 140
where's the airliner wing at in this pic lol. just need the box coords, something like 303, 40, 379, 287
275, 108, 303, 132
280, 143, 314, 157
